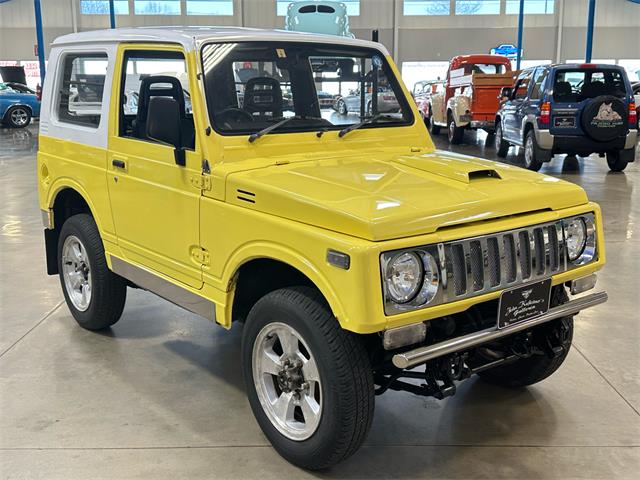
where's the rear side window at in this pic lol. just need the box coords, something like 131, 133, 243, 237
529, 68, 548, 100
57, 52, 108, 127
553, 69, 626, 102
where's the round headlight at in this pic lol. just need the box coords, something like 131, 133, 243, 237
386, 252, 423, 303
566, 217, 587, 261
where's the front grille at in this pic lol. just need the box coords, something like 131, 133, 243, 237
441, 220, 567, 302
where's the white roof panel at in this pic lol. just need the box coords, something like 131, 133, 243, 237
52, 26, 389, 56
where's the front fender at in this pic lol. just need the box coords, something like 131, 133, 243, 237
220, 241, 347, 329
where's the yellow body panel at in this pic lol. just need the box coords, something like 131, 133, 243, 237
38, 46, 606, 335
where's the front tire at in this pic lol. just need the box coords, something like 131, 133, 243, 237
242, 287, 374, 470
523, 129, 544, 171
58, 214, 127, 330
4, 106, 31, 128
494, 122, 510, 157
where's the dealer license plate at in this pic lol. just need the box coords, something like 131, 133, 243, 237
497, 279, 552, 329
554, 116, 575, 128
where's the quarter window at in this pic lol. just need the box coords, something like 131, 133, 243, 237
57, 53, 108, 128
529, 68, 548, 100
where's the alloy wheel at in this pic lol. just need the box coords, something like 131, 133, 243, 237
524, 136, 534, 168
10, 108, 29, 127
252, 322, 322, 441
61, 235, 92, 311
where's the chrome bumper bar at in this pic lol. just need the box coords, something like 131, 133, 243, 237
392, 291, 608, 369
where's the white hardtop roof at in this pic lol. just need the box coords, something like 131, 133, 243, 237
52, 26, 389, 55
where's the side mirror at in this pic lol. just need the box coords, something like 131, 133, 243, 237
147, 96, 185, 166
499, 87, 512, 101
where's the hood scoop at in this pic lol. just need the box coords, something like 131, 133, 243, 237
467, 169, 502, 181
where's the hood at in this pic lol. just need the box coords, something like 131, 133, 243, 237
226, 151, 588, 241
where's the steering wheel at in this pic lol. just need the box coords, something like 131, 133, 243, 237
216, 108, 254, 128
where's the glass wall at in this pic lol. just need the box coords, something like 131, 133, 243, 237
80, 0, 129, 14
277, 0, 360, 16
404, 0, 450, 15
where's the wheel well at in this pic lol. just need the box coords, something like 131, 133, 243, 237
53, 188, 92, 229
231, 258, 317, 323
44, 188, 93, 275
4, 104, 33, 118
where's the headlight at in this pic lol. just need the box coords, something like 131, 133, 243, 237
382, 250, 440, 308
385, 252, 423, 303
566, 217, 587, 261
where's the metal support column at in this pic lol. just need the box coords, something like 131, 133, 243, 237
516, 0, 525, 70
585, 0, 596, 62
34, 0, 46, 83
109, 0, 116, 28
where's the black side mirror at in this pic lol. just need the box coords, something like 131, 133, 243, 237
147, 96, 185, 166
499, 87, 513, 100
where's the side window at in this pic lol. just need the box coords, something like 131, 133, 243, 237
529, 68, 548, 100
118, 50, 195, 150
513, 71, 532, 100
57, 52, 108, 127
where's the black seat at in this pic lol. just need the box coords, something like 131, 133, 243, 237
554, 81, 573, 102
133, 75, 190, 142
243, 77, 283, 118
581, 80, 606, 99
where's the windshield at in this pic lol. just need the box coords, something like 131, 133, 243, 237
201, 42, 413, 136
553, 69, 626, 102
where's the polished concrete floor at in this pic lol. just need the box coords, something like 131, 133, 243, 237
1, 123, 639, 479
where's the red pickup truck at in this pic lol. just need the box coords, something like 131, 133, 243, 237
426, 54, 514, 144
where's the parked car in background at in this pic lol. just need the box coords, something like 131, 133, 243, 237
412, 80, 445, 124
285, 1, 354, 37
495, 63, 637, 172
428, 55, 513, 143
334, 86, 399, 115
4, 82, 36, 94
0, 82, 40, 128
317, 90, 338, 109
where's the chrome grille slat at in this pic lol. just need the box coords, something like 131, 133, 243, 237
433, 218, 586, 305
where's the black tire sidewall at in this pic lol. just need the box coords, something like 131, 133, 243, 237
241, 288, 371, 468
57, 214, 125, 330
5, 106, 31, 128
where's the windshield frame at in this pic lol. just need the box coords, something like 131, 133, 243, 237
199, 41, 415, 138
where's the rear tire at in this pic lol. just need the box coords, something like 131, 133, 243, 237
606, 149, 634, 172
58, 214, 127, 330
242, 287, 374, 470
447, 113, 464, 144
494, 122, 509, 157
477, 317, 573, 387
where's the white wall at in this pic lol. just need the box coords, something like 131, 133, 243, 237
0, 0, 638, 67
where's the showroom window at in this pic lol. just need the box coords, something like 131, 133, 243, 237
80, 0, 129, 15
56, 52, 108, 128
618, 59, 640, 82
455, 0, 500, 15
506, 0, 554, 14
277, 0, 360, 16
402, 61, 449, 92
134, 0, 181, 15
404, 0, 450, 16
187, 0, 233, 15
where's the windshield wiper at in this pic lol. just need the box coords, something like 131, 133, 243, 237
338, 114, 396, 138
248, 115, 322, 143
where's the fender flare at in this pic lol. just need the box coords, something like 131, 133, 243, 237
46, 178, 104, 234
222, 241, 347, 327
2, 102, 33, 120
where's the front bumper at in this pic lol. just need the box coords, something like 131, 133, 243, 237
392, 290, 608, 369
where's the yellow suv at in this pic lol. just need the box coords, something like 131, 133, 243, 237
38, 27, 607, 469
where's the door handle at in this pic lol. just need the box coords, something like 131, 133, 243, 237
112, 159, 126, 169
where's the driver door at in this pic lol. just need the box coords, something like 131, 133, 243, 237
107, 45, 203, 289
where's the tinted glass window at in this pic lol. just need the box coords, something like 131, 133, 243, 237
201, 42, 413, 136
554, 69, 626, 102
529, 68, 548, 100
57, 53, 107, 127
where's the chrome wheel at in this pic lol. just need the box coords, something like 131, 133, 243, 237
495, 126, 502, 150
252, 322, 322, 441
61, 235, 92, 311
10, 108, 29, 127
524, 135, 534, 168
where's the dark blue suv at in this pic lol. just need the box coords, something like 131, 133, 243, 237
495, 63, 637, 172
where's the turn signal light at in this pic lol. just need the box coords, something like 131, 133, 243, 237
629, 103, 637, 127
540, 102, 551, 127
